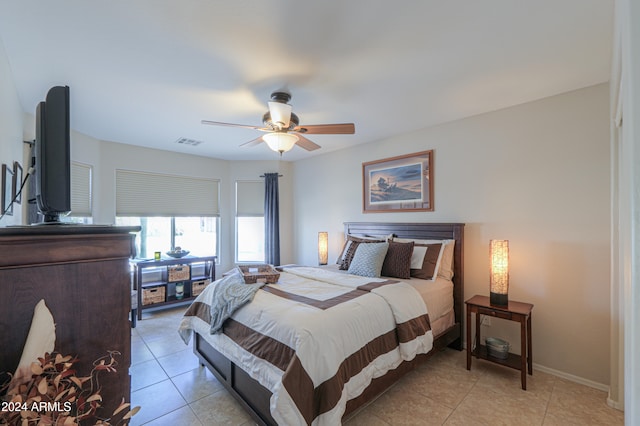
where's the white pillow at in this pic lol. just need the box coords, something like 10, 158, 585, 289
410, 246, 428, 269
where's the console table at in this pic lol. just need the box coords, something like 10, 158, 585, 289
133, 255, 216, 320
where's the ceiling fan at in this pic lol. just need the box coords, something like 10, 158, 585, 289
201, 91, 355, 154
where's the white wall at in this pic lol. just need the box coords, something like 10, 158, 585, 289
614, 0, 640, 419
292, 83, 611, 386
0, 38, 25, 226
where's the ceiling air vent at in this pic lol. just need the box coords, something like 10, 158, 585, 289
175, 137, 204, 147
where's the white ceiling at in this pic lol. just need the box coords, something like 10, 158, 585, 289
0, 1, 613, 161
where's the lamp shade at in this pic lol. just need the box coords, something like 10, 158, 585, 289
318, 232, 328, 265
268, 101, 292, 128
263, 132, 298, 154
489, 239, 509, 306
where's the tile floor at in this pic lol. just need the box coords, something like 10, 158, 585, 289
130, 306, 624, 425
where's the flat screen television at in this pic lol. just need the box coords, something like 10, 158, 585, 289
34, 85, 71, 224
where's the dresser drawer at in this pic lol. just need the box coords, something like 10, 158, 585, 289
477, 307, 512, 320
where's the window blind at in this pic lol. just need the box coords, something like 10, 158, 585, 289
236, 181, 264, 216
70, 162, 92, 217
116, 169, 219, 217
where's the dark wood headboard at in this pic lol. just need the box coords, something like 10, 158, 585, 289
344, 222, 465, 345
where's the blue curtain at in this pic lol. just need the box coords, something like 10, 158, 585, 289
264, 173, 280, 266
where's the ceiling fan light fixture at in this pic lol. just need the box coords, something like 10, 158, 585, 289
263, 132, 298, 154
268, 101, 292, 129
202, 89, 354, 153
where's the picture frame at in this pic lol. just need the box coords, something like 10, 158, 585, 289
13, 161, 22, 204
2, 164, 14, 216
362, 150, 433, 213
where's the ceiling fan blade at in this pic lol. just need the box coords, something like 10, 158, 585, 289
201, 120, 269, 131
239, 136, 266, 148
268, 102, 292, 128
293, 123, 355, 134
295, 134, 321, 151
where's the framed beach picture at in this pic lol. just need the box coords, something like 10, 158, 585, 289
362, 150, 433, 213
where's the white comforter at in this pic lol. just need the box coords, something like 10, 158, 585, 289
179, 266, 433, 425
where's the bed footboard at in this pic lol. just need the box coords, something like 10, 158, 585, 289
193, 322, 461, 425
194, 333, 276, 426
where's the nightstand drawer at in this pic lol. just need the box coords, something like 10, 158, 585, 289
477, 307, 512, 320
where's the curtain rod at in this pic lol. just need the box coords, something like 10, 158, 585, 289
260, 174, 283, 178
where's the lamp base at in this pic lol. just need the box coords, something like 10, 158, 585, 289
490, 292, 508, 307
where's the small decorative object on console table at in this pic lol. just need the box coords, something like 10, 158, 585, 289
166, 246, 190, 258
465, 294, 533, 390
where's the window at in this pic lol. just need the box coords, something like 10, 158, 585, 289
115, 169, 220, 260
61, 162, 93, 224
115, 216, 218, 259
237, 216, 264, 263
236, 181, 264, 263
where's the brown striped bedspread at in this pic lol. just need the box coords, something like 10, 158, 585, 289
178, 266, 433, 425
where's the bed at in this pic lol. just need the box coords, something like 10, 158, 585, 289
179, 222, 464, 425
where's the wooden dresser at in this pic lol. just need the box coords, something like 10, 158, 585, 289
0, 225, 139, 417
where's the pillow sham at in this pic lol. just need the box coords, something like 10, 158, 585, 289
393, 238, 456, 280
348, 242, 389, 278
381, 240, 414, 279
437, 240, 455, 280
410, 242, 442, 280
337, 235, 385, 270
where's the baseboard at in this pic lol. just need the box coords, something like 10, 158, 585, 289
607, 396, 624, 411
461, 343, 615, 399
532, 362, 609, 392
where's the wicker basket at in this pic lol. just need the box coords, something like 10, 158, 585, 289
168, 265, 190, 282
192, 279, 211, 297
237, 264, 280, 284
142, 286, 166, 306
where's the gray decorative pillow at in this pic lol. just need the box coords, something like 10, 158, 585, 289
338, 236, 385, 270
348, 242, 389, 278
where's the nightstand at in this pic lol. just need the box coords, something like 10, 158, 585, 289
465, 295, 533, 390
